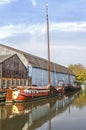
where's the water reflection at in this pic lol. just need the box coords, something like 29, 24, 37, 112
73, 91, 86, 108
0, 91, 86, 130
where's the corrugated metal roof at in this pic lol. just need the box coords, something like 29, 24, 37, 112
0, 44, 74, 75
24, 54, 72, 74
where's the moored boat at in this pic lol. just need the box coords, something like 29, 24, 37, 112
5, 6, 65, 103
6, 84, 64, 102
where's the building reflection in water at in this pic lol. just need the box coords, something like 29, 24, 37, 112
0, 91, 85, 130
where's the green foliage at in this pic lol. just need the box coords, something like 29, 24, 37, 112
68, 64, 86, 83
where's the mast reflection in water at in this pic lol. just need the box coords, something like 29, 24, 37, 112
0, 91, 86, 130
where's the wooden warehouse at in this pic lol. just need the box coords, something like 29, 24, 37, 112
0, 54, 31, 88
0, 44, 75, 88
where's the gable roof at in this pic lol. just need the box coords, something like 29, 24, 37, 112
0, 44, 74, 75
0, 55, 13, 63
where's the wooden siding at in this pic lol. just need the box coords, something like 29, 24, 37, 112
0, 44, 76, 87
0, 44, 28, 67
2, 54, 27, 78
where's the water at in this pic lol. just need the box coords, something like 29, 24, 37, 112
0, 90, 86, 130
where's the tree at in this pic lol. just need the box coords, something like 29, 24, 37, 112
68, 64, 86, 83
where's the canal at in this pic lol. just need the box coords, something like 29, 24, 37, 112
0, 90, 86, 130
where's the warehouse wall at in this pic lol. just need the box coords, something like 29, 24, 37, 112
31, 68, 75, 86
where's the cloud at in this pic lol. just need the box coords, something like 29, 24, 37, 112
0, 23, 46, 39
31, 0, 37, 7
0, 0, 16, 5
0, 22, 86, 66
0, 22, 86, 39
50, 22, 86, 32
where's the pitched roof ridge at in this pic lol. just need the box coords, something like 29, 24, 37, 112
0, 43, 47, 60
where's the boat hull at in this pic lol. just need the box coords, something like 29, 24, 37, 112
6, 88, 50, 103
6, 84, 63, 102
13, 92, 49, 102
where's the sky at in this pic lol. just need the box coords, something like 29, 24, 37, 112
0, 0, 86, 67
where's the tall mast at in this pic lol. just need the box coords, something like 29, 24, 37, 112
46, 5, 50, 86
